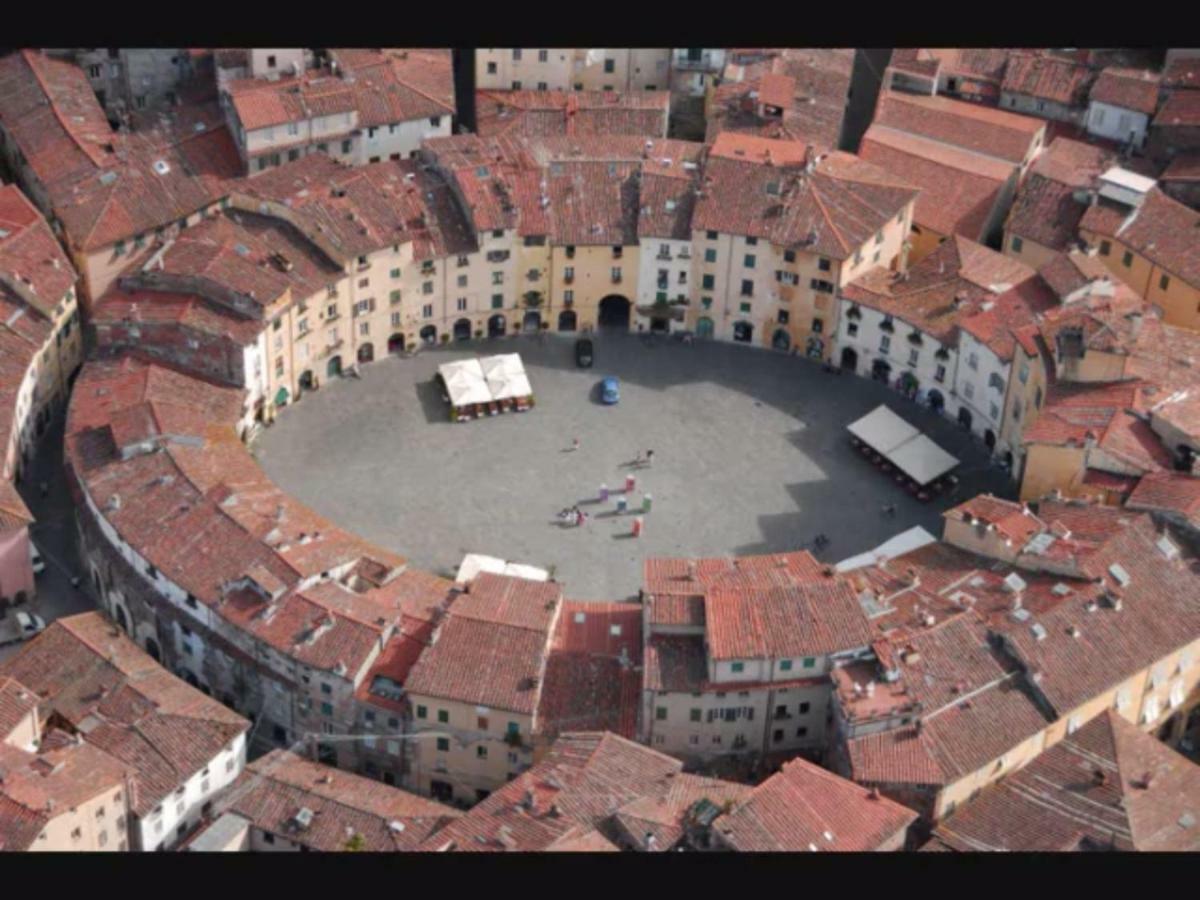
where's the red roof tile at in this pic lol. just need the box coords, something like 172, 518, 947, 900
1090, 68, 1161, 116
1002, 54, 1094, 108
874, 91, 1044, 166
1154, 89, 1200, 128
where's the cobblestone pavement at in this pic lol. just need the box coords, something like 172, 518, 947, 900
256, 332, 1015, 600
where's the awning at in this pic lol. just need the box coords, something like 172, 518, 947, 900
456, 553, 549, 584
274, 387, 290, 407
847, 405, 920, 455
438, 359, 492, 407
887, 434, 960, 486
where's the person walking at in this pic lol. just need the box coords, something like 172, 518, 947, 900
881, 503, 896, 517
571, 437, 581, 452
645, 449, 655, 467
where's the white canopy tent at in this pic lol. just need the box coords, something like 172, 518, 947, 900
888, 434, 960, 487
847, 405, 921, 455
439, 358, 492, 408
456, 553, 550, 585
440, 354, 534, 415
835, 526, 938, 573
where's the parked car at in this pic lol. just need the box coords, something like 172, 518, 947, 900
601, 376, 620, 405
29, 542, 44, 576
15, 611, 46, 640
575, 338, 594, 368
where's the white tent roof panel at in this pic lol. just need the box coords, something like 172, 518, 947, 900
847, 405, 921, 455
887, 434, 960, 486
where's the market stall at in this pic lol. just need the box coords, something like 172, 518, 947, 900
438, 354, 535, 421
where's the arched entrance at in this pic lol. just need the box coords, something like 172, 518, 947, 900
488, 314, 506, 338
145, 637, 161, 663
649, 315, 670, 333
388, 333, 405, 355
984, 429, 996, 450
522, 311, 542, 332
733, 321, 753, 343
897, 371, 918, 398
113, 605, 130, 634
927, 388, 945, 413
299, 370, 314, 391
327, 355, 343, 378
453, 319, 472, 341
357, 343, 374, 364
772, 328, 791, 351
420, 325, 438, 345
958, 407, 973, 430
696, 317, 715, 339
806, 336, 825, 359
598, 295, 632, 331
871, 359, 892, 383
558, 310, 577, 332
840, 347, 858, 372
273, 386, 289, 409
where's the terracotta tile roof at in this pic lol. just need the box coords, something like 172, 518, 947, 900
220, 749, 458, 851
707, 49, 854, 153
858, 126, 1011, 239
643, 634, 708, 693
538, 602, 642, 741
1162, 151, 1200, 183
1163, 58, 1200, 92
944, 495, 1046, 545
873, 91, 1044, 166
644, 550, 824, 599
92, 288, 264, 348
476, 90, 669, 140
419, 731, 683, 852
703, 579, 872, 661
712, 756, 917, 851
997, 513, 1200, 715
0, 183, 78, 316
1037, 249, 1113, 300
1007, 170, 1104, 252
1090, 68, 1161, 116
1002, 54, 1094, 107
1154, 89, 1200, 128
846, 727, 946, 786
958, 276, 1059, 361
544, 159, 639, 246
0, 612, 248, 815
1126, 471, 1200, 526
1083, 187, 1200, 288
0, 677, 37, 744
693, 142, 918, 258
928, 711, 1200, 851
612, 773, 752, 850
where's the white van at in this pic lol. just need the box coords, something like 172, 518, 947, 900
29, 542, 44, 576
15, 611, 46, 639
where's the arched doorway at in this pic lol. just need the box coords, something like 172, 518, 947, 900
273, 386, 289, 409
145, 637, 161, 663
927, 388, 945, 413
984, 429, 996, 450
299, 370, 314, 391
388, 333, 405, 355
840, 347, 858, 372
598, 295, 632, 331
420, 325, 438, 345
453, 319, 472, 341
897, 371, 918, 398
327, 355, 343, 378
558, 310, 577, 332
522, 311, 542, 332
113, 605, 130, 634
649, 315, 669, 333
806, 336, 825, 359
733, 321, 753, 343
958, 407, 973, 430
871, 359, 892, 383
488, 314, 506, 338
357, 343, 374, 364
696, 317, 715, 339
772, 328, 791, 351
1001, 450, 1014, 470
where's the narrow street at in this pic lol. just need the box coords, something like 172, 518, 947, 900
0, 412, 99, 663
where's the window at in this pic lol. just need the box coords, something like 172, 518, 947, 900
740, 302, 752, 314
773, 729, 784, 743
879, 334, 891, 353
320, 683, 332, 695
611, 267, 621, 281
706, 230, 719, 240
262, 832, 275, 845
702, 274, 715, 290
908, 348, 919, 366
511, 80, 522, 90
1122, 250, 1133, 268
416, 705, 427, 719
802, 657, 816, 668
437, 709, 449, 723
777, 310, 790, 325
1099, 239, 1111, 256
492, 294, 504, 309
456, 274, 468, 288
421, 304, 433, 318
422, 282, 433, 295
731, 662, 745, 673
341, 139, 352, 155
477, 746, 488, 759
964, 382, 975, 400
512, 49, 522, 61
436, 737, 449, 752
799, 702, 810, 714
744, 236, 758, 246
783, 250, 797, 264
740, 280, 754, 297
456, 298, 468, 312
506, 722, 520, 737
320, 702, 333, 717
564, 290, 574, 304
796, 726, 808, 738
1160, 274, 1171, 291
492, 271, 504, 285
538, 50, 548, 62
655, 707, 668, 721
744, 254, 756, 269
935, 364, 946, 382
1011, 235, 1024, 254
847, 322, 859, 337
810, 279, 834, 293
690, 708, 701, 722
779, 659, 793, 671
967, 352, 979, 370
487, 61, 497, 74
564, 266, 575, 282
604, 59, 615, 73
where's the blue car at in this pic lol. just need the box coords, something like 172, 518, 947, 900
601, 376, 620, 405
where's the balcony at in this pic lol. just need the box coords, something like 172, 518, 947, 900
563, 273, 574, 285
674, 52, 716, 72
656, 251, 672, 262
611, 273, 623, 285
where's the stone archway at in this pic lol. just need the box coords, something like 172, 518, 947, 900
522, 311, 542, 332
871, 359, 892, 383
113, 604, 130, 635
145, 637, 162, 663
598, 295, 632, 331
453, 319, 472, 341
732, 321, 753, 343
420, 325, 438, 345
958, 406, 974, 430
984, 429, 996, 450
558, 310, 578, 332
388, 333, 405, 355
326, 355, 343, 379
840, 347, 858, 372
927, 388, 945, 413
696, 317, 715, 339
772, 328, 791, 351
299, 370, 315, 391
488, 315, 506, 338
357, 343, 374, 364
